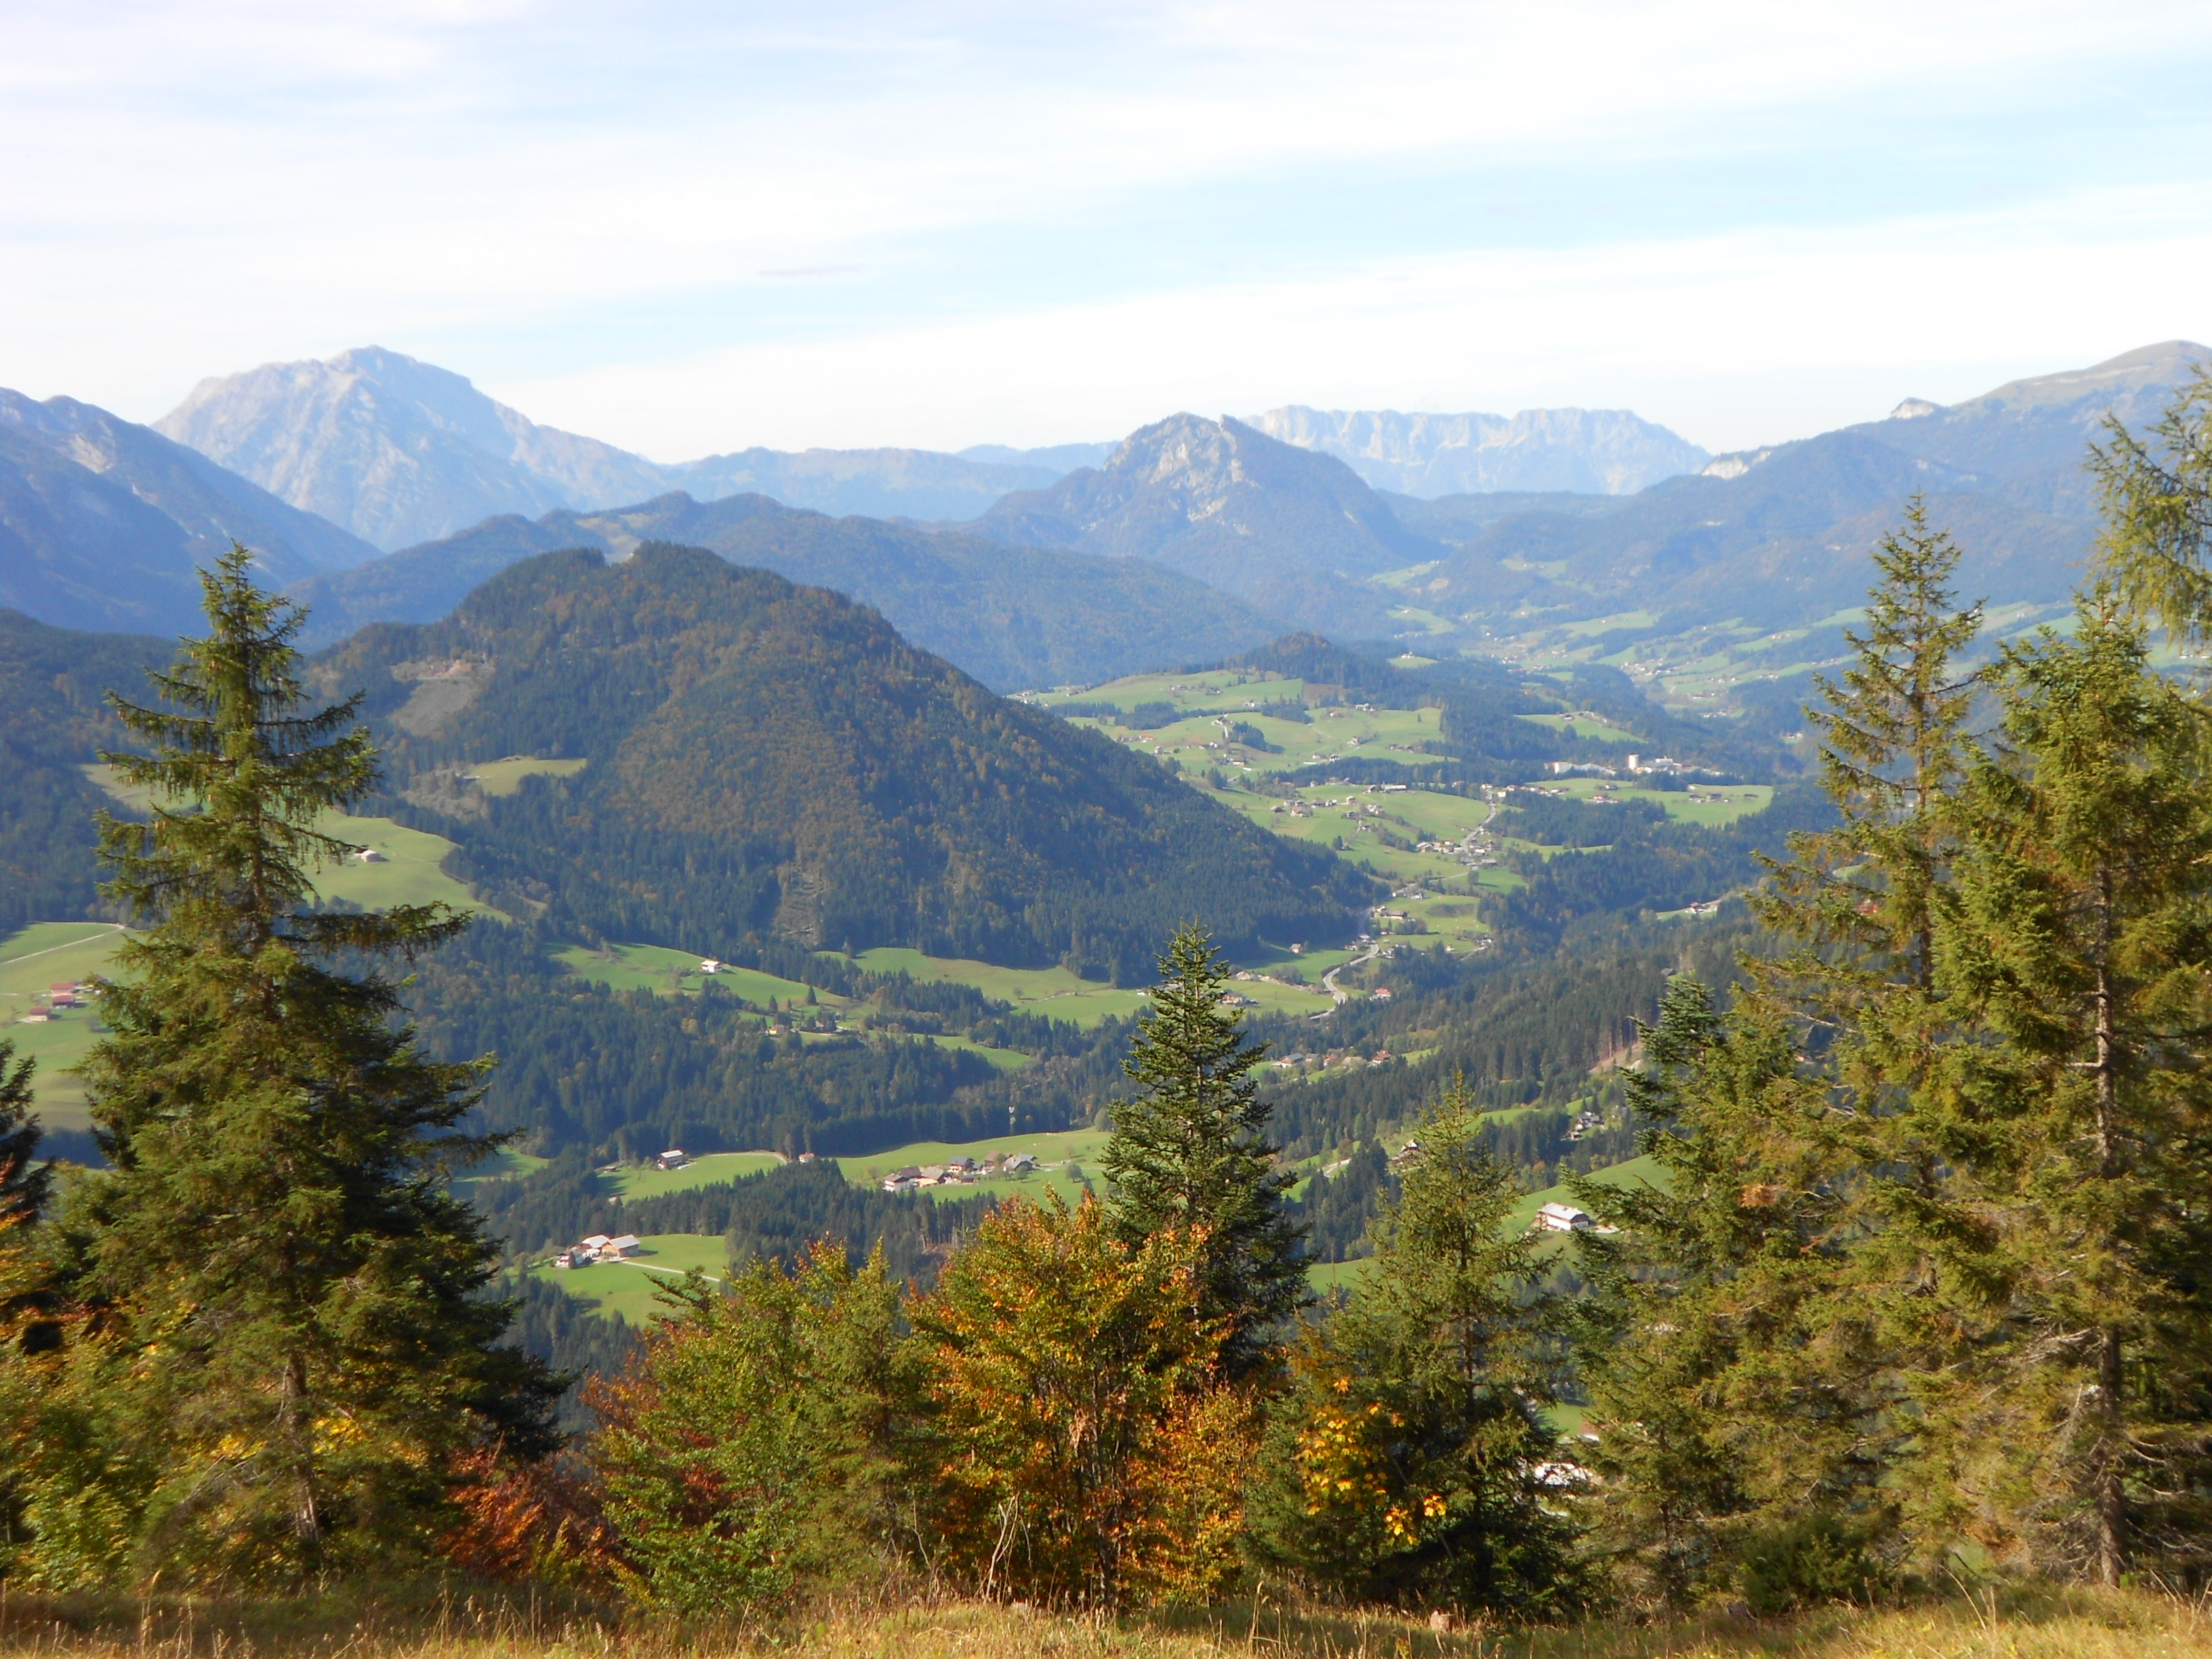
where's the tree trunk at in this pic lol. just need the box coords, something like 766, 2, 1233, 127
2095, 1325, 2125, 1587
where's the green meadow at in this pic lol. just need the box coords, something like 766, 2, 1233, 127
0, 922, 127, 1132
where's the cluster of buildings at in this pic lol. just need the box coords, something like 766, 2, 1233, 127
880, 1151, 1040, 1193
16, 981, 92, 1024
552, 1233, 641, 1270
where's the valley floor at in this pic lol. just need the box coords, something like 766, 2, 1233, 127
2, 1589, 2201, 1659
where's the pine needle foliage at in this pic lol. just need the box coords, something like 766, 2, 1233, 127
1103, 924, 1306, 1376
63, 546, 557, 1587
0, 1040, 48, 1231
1250, 1080, 1578, 1615
1570, 979, 1892, 1611
2091, 365, 2212, 647
1917, 592, 2212, 1584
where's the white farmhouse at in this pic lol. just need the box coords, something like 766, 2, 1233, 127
1533, 1202, 1595, 1233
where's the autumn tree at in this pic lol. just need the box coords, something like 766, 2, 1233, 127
912, 1193, 1256, 1607
591, 1243, 909, 1613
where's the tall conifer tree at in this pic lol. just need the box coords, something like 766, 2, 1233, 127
1251, 1080, 1575, 1613
1571, 979, 1890, 1609
72, 547, 556, 1584
1103, 924, 1305, 1376
1921, 591, 2212, 1583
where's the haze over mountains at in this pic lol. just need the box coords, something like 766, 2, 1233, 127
290, 490, 1285, 689
1420, 341, 2212, 642
974, 413, 1439, 638
157, 348, 1065, 549
1247, 406, 1708, 495
152, 346, 1713, 550
2, 339, 2205, 717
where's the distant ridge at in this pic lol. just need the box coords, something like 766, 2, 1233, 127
0, 388, 381, 636
157, 348, 1078, 549
1247, 405, 1708, 497
973, 413, 1440, 636
290, 491, 1286, 690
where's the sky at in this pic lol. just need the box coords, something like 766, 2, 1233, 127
6, 1, 2212, 460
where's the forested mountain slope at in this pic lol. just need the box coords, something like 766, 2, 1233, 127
0, 389, 381, 636
291, 492, 1286, 687
327, 544, 1374, 980
1417, 342, 2209, 638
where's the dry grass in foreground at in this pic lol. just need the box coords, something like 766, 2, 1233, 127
0, 1586, 2204, 1659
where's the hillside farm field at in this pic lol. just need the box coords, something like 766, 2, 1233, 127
555, 942, 834, 1008
838, 947, 1151, 1027
527, 1231, 732, 1325
81, 766, 488, 916
0, 922, 126, 1131
464, 756, 589, 796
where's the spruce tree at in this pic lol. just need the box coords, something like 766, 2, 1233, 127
1765, 495, 1983, 993
71, 547, 557, 1584
1921, 589, 2212, 1584
2089, 365, 2212, 644
1103, 923, 1305, 1376
1250, 1080, 1576, 1614
0, 1040, 48, 1231
1571, 977, 1893, 1610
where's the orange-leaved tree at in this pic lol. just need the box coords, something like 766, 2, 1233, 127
911, 1192, 1256, 1607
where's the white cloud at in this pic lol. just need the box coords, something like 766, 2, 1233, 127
496, 184, 2212, 456
2, 1, 2209, 443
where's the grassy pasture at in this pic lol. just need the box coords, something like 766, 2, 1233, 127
1518, 710, 1638, 742
1532, 775, 1775, 827
841, 1126, 1108, 1209
81, 767, 488, 915
1087, 703, 1448, 782
1031, 671, 1306, 710
527, 1232, 731, 1325
840, 947, 1149, 1029
464, 756, 588, 796
0, 922, 127, 1132
555, 943, 835, 1007
607, 1151, 789, 1198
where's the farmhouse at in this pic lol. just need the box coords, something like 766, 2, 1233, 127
655, 1148, 688, 1170
350, 848, 388, 863
1533, 1202, 1595, 1233
603, 1235, 642, 1256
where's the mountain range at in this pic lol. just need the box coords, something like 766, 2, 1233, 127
152, 347, 1711, 551
1246, 406, 1708, 495
290, 490, 1286, 689
156, 347, 1066, 549
0, 389, 380, 636
1418, 342, 2212, 639
972, 413, 1440, 637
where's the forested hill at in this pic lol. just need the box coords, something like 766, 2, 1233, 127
327, 544, 1376, 981
289, 490, 1285, 688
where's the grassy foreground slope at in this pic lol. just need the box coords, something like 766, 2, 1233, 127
1, 1586, 2201, 1659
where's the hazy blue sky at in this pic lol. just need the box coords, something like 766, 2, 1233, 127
6, 1, 2212, 457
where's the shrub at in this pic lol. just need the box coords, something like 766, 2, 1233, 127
911, 1194, 1256, 1606
588, 1244, 907, 1614
1740, 1515, 1885, 1616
